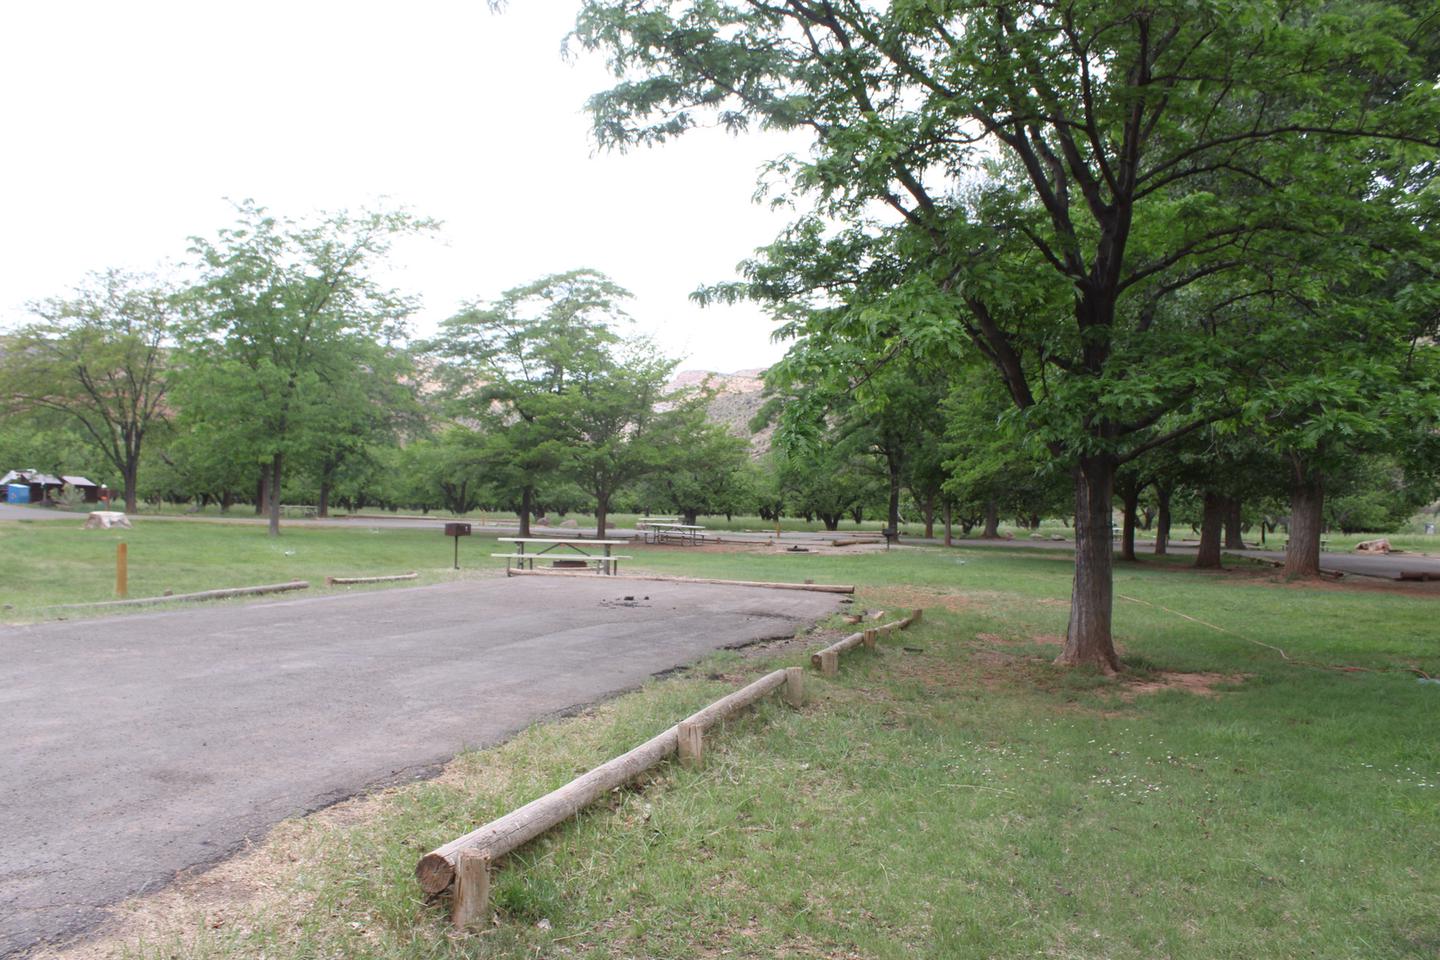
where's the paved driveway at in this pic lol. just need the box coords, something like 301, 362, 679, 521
0, 577, 841, 956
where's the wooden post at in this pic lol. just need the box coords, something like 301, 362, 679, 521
677, 719, 704, 768
910, 608, 924, 625
115, 542, 128, 598
450, 850, 491, 929
819, 649, 838, 677
862, 628, 877, 649
784, 666, 804, 708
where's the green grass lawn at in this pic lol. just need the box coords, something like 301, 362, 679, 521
0, 519, 501, 621
11, 524, 1439, 959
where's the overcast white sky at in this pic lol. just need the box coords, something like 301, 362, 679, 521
0, 2, 814, 373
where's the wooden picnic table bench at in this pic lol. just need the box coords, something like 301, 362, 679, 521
640, 522, 707, 545
494, 537, 631, 575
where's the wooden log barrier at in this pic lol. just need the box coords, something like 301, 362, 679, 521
810, 609, 923, 673
506, 567, 854, 594
416, 667, 804, 924
58, 580, 310, 610
324, 572, 418, 585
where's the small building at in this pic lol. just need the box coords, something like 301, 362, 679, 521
61, 476, 103, 503
2, 469, 71, 504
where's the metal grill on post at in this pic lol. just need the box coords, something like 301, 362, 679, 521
444, 522, 472, 569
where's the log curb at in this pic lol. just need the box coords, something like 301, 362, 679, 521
55, 580, 311, 609
505, 567, 854, 594
809, 609, 923, 675
324, 572, 418, 586
416, 666, 805, 926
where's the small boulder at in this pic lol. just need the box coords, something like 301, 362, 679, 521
1355, 537, 1391, 554
559, 518, 578, 529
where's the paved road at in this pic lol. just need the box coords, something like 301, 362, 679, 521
0, 504, 77, 522
0, 577, 841, 957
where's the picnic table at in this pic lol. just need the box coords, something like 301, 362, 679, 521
642, 522, 707, 546
493, 538, 631, 575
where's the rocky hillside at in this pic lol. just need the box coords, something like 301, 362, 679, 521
667, 368, 772, 456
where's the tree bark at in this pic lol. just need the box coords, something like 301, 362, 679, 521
1154, 485, 1171, 556
255, 469, 267, 516
943, 502, 953, 547
121, 460, 139, 514
519, 485, 534, 538
1120, 486, 1139, 562
318, 476, 331, 519
1195, 492, 1224, 568
1059, 455, 1120, 673
1283, 462, 1324, 578
267, 452, 283, 537
982, 499, 1000, 539
1224, 498, 1244, 549
595, 492, 609, 539
921, 494, 935, 539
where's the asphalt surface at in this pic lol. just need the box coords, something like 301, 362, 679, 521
0, 504, 76, 521
0, 577, 842, 957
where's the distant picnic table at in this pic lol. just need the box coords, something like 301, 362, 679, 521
493, 537, 631, 575
640, 522, 707, 546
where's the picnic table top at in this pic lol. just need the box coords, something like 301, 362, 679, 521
645, 522, 706, 529
498, 537, 630, 545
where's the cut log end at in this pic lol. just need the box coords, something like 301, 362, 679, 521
416, 853, 457, 895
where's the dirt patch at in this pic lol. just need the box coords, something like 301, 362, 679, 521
1119, 671, 1248, 700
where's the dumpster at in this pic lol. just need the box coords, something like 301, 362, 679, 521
6, 484, 29, 504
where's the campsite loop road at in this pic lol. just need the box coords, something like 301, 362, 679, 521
0, 577, 841, 957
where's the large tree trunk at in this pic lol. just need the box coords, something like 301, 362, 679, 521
318, 475, 332, 519
982, 499, 1000, 539
822, 514, 841, 531
1059, 455, 1120, 673
1195, 491, 1224, 568
220, 488, 234, 514
920, 494, 936, 539
519, 485, 534, 538
595, 492, 609, 539
121, 460, 140, 514
1284, 461, 1324, 578
1224, 498, 1244, 549
1154, 485, 1171, 556
683, 509, 699, 525
1120, 486, 1139, 562
267, 453, 283, 537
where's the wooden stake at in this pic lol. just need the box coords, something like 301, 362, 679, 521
819, 649, 838, 677
784, 666, 804, 707
677, 720, 703, 768
862, 628, 877, 649
115, 542, 128, 598
450, 850, 491, 929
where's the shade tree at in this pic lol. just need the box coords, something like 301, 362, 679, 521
576, 0, 1440, 671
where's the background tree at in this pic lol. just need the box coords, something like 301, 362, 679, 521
184, 201, 430, 536
577, 0, 1440, 671
0, 270, 177, 512
428, 269, 630, 537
